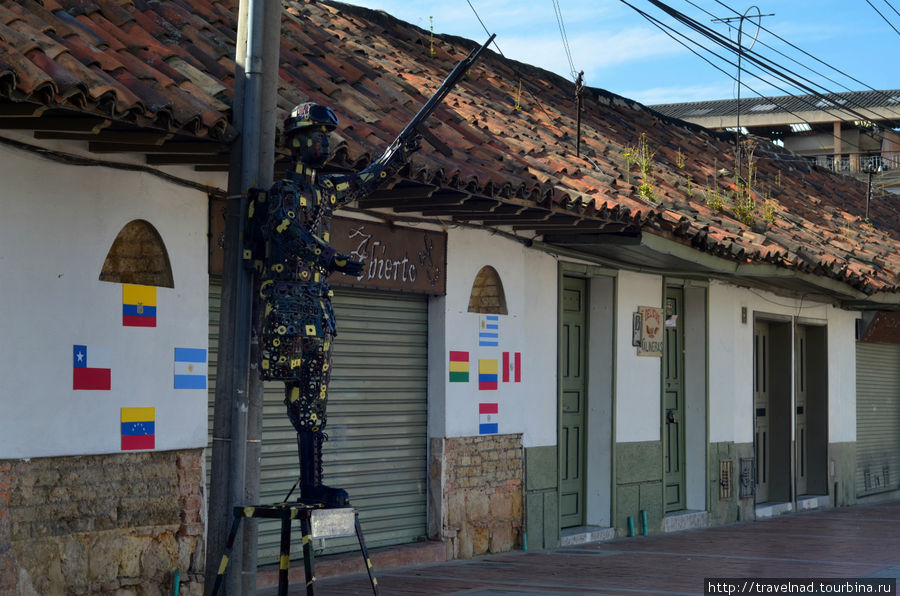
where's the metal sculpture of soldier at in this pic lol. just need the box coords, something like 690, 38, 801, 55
248, 35, 493, 508
247, 102, 420, 507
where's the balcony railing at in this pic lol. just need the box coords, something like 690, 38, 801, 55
805, 152, 899, 174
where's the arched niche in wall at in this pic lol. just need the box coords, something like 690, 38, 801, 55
99, 219, 174, 287
467, 265, 508, 315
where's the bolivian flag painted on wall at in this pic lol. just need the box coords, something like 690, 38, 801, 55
449, 351, 469, 382
121, 407, 155, 451
122, 284, 157, 327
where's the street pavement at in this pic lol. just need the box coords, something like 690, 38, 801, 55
261, 499, 900, 595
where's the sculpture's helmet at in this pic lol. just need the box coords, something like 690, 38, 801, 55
284, 102, 339, 136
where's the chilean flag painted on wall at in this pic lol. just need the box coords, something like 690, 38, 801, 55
73, 345, 111, 390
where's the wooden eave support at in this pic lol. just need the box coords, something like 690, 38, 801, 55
146, 154, 230, 165
89, 141, 227, 154
35, 130, 174, 144
0, 116, 110, 133
0, 103, 47, 117
542, 231, 642, 245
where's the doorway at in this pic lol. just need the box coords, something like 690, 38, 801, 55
560, 276, 587, 528
664, 287, 685, 512
753, 319, 792, 504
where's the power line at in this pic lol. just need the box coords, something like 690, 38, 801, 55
464, 0, 575, 149
619, 0, 877, 155
865, 0, 900, 36
711, 0, 900, 109
552, 0, 578, 79
685, 0, 900, 126
884, 0, 900, 20
646, 0, 900, 133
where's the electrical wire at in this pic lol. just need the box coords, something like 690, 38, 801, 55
688, 0, 900, 124
465, 0, 584, 156
641, 0, 900, 156
884, 0, 900, 19
619, 0, 879, 156
865, 0, 900, 36
711, 0, 900, 108
648, 0, 899, 129
551, 0, 579, 80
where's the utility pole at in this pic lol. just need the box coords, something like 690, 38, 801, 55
713, 7, 773, 184
206, 0, 281, 593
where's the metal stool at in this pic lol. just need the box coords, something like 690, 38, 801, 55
209, 502, 379, 596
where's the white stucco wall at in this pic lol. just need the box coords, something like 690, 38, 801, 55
615, 270, 663, 443
706, 281, 858, 445
431, 227, 558, 448
0, 143, 211, 458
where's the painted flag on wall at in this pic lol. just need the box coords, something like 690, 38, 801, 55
502, 352, 522, 383
121, 407, 155, 450
478, 314, 499, 347
449, 351, 470, 382
478, 359, 498, 390
73, 345, 111, 390
174, 348, 207, 389
122, 284, 157, 327
479, 402, 498, 434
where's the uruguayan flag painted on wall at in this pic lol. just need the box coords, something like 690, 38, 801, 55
478, 314, 499, 347
174, 348, 207, 389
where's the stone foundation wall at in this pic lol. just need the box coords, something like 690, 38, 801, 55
0, 450, 204, 595
433, 434, 523, 559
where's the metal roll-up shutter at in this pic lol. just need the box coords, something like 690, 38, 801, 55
208, 279, 429, 563
856, 342, 900, 497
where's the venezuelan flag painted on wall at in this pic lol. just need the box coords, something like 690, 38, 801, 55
121, 407, 155, 451
478, 359, 498, 390
449, 351, 470, 382
122, 284, 157, 327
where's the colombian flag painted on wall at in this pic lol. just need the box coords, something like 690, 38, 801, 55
122, 284, 157, 327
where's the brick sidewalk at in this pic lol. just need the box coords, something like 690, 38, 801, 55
262, 500, 900, 595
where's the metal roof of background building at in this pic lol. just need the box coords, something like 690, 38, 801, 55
0, 0, 897, 305
651, 89, 900, 123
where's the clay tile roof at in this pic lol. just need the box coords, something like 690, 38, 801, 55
0, 0, 898, 301
0, 0, 235, 139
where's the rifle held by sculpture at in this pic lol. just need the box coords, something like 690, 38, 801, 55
381, 33, 496, 161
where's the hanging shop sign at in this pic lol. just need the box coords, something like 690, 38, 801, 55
636, 306, 664, 357
328, 217, 446, 295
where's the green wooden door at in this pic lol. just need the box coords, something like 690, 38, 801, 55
753, 320, 771, 503
664, 288, 686, 512
560, 276, 587, 528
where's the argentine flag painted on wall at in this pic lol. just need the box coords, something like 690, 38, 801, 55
174, 348, 207, 389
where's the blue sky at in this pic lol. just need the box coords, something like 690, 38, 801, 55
345, 0, 900, 106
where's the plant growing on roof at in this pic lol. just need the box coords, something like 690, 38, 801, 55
706, 185, 725, 212
763, 197, 776, 223
638, 182, 657, 203
676, 147, 686, 169
622, 132, 656, 185
429, 16, 437, 58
